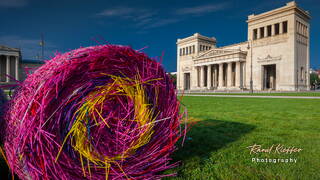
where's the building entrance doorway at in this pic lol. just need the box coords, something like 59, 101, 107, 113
184, 73, 190, 90
263, 64, 276, 90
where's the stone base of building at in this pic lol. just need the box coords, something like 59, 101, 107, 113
216, 86, 244, 91
179, 86, 311, 92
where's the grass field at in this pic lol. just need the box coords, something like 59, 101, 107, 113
164, 96, 320, 180
183, 91, 320, 97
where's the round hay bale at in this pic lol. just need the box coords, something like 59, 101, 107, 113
4, 45, 184, 179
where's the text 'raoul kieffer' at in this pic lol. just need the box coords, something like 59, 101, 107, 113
247, 144, 303, 154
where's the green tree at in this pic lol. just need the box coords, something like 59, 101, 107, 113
310, 73, 320, 89
169, 73, 177, 88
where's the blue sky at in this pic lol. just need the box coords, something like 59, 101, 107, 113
0, 0, 319, 72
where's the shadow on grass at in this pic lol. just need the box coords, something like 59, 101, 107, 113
0, 89, 13, 179
0, 158, 15, 180
171, 118, 256, 166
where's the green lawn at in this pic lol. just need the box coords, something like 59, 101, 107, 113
183, 92, 320, 97
165, 96, 320, 180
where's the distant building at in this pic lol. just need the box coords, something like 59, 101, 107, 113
0, 45, 21, 86
20, 59, 45, 79
0, 45, 44, 88
177, 1, 310, 91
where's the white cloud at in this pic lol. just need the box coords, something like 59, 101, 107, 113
143, 18, 180, 29
0, 0, 28, 8
96, 6, 181, 29
96, 7, 156, 20
0, 35, 58, 60
96, 7, 159, 27
96, 7, 135, 17
95, 3, 228, 30
176, 3, 229, 15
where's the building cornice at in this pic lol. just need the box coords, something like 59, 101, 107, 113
247, 1, 310, 24
0, 45, 20, 52
177, 33, 216, 44
219, 41, 248, 49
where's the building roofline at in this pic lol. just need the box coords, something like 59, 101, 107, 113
219, 41, 248, 49
247, 1, 310, 23
177, 33, 216, 44
0, 45, 20, 52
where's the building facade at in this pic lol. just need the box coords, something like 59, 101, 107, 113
0, 45, 21, 85
20, 59, 45, 79
177, 1, 310, 91
0, 45, 44, 89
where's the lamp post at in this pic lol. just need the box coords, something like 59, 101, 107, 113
247, 40, 253, 93
40, 33, 45, 60
296, 69, 299, 91
305, 71, 307, 89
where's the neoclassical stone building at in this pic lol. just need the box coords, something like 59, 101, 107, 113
177, 1, 310, 91
0, 45, 20, 84
0, 46, 44, 89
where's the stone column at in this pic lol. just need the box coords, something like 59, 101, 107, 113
6, 56, 10, 82
207, 65, 211, 89
212, 65, 215, 88
218, 64, 223, 87
264, 26, 267, 37
270, 75, 274, 90
257, 28, 261, 39
200, 66, 204, 88
271, 24, 275, 36
196, 67, 200, 87
227, 62, 232, 87
235, 61, 241, 88
279, 22, 283, 34
214, 65, 218, 87
15, 56, 19, 80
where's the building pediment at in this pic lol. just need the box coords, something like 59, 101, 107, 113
194, 50, 247, 66
196, 48, 237, 59
193, 48, 248, 66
